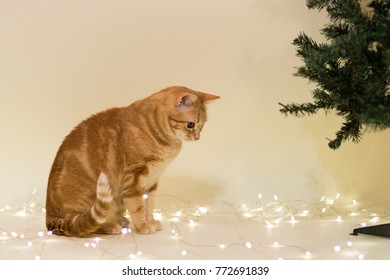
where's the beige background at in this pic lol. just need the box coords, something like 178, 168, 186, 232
1, 0, 389, 211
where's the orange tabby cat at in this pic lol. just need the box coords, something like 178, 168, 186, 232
45, 86, 219, 236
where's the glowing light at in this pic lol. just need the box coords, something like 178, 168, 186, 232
198, 207, 208, 214
137, 251, 143, 256
290, 215, 297, 224
320, 196, 325, 202
266, 221, 273, 229
37, 231, 44, 237
245, 242, 252, 249
219, 244, 226, 249
121, 228, 128, 235
336, 193, 341, 200
347, 241, 353, 247
154, 212, 163, 221
84, 242, 90, 248
188, 220, 195, 227
47, 231, 53, 236
90, 242, 97, 248
175, 211, 182, 217
371, 216, 379, 223
258, 194, 262, 199
321, 207, 327, 213
15, 210, 27, 217
11, 232, 18, 238
181, 250, 187, 256
352, 199, 357, 206
361, 223, 366, 227
273, 195, 278, 201
305, 251, 311, 257
336, 216, 342, 223
27, 241, 33, 247
358, 254, 364, 260
273, 241, 279, 246
334, 245, 341, 252
143, 194, 149, 200
301, 210, 309, 216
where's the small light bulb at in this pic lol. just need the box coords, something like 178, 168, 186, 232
142, 194, 149, 200
273, 241, 279, 246
37, 231, 44, 237
154, 212, 163, 221
181, 250, 187, 256
305, 251, 311, 257
219, 244, 226, 249
266, 221, 273, 229
290, 215, 297, 224
198, 207, 208, 214
347, 241, 353, 247
27, 241, 33, 247
84, 242, 90, 248
122, 228, 128, 235
301, 210, 309, 216
273, 195, 278, 201
245, 242, 252, 249
358, 254, 364, 260
352, 199, 357, 206
137, 251, 143, 256
334, 245, 341, 252
188, 220, 195, 227
175, 211, 182, 217
371, 217, 379, 223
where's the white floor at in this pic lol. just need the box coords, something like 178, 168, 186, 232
1, 194, 390, 260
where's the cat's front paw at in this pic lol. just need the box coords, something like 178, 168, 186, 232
149, 219, 162, 231
136, 223, 158, 234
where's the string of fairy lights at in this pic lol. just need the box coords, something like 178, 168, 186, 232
0, 188, 389, 260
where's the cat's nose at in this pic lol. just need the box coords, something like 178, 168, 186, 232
194, 132, 200, 140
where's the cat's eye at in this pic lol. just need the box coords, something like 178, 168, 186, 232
186, 122, 195, 129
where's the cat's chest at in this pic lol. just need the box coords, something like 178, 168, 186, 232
145, 157, 175, 189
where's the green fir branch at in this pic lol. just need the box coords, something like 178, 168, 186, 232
279, 0, 390, 149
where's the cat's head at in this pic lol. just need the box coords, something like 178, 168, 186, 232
163, 86, 220, 141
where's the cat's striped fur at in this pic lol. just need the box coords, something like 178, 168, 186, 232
45, 86, 219, 236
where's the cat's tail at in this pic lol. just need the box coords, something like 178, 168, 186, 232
46, 173, 114, 237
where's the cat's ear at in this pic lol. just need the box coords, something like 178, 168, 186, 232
201, 93, 220, 103
176, 93, 198, 107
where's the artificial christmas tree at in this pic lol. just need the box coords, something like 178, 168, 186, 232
279, 0, 390, 236
280, 0, 390, 149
